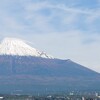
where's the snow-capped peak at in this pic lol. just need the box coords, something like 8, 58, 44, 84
0, 37, 53, 59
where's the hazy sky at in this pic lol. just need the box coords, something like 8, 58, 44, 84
0, 0, 100, 72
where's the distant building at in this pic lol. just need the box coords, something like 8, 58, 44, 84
0, 97, 3, 100
82, 97, 85, 100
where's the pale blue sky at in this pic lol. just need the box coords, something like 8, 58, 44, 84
0, 0, 100, 72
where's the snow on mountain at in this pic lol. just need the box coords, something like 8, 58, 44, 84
0, 37, 53, 59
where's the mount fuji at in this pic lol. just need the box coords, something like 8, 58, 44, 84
0, 37, 100, 94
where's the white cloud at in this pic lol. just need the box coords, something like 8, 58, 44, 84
25, 1, 48, 11
25, 1, 100, 15
23, 1, 100, 32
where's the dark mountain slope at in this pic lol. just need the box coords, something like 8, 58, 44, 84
0, 55, 100, 94
0, 55, 99, 77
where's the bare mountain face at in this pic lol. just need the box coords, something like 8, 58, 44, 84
0, 38, 100, 94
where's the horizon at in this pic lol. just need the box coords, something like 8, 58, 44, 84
0, 0, 100, 72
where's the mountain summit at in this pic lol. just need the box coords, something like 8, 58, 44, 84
0, 37, 53, 58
